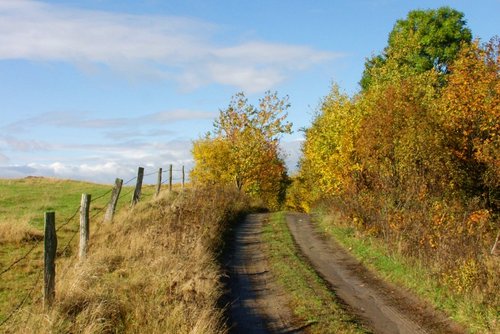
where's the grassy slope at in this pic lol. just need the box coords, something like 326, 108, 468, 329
1, 179, 248, 333
313, 210, 499, 334
0, 177, 158, 325
262, 212, 369, 334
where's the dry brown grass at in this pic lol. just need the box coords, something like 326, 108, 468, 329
7, 186, 249, 333
0, 220, 43, 244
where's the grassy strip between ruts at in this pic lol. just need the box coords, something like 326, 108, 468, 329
313, 210, 499, 334
262, 212, 369, 334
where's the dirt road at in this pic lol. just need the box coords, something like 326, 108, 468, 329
286, 212, 464, 334
226, 213, 299, 334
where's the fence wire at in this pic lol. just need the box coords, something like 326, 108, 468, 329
22, 292, 43, 327
56, 206, 81, 232
90, 205, 107, 220
119, 187, 135, 201
143, 170, 159, 177
1, 165, 186, 329
0, 269, 42, 329
58, 228, 79, 258
59, 255, 78, 281
123, 176, 137, 185
161, 169, 184, 173
0, 241, 43, 277
90, 188, 113, 203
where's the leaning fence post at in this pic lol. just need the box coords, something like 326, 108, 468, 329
131, 167, 144, 206
79, 194, 91, 260
104, 178, 123, 223
169, 164, 173, 192
182, 165, 185, 189
156, 168, 162, 197
44, 211, 57, 309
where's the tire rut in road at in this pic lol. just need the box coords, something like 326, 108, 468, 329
286, 212, 465, 334
226, 213, 300, 334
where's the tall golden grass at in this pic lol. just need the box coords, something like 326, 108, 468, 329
0, 220, 43, 244
7, 186, 249, 333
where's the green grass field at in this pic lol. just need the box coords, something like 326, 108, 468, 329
0, 177, 159, 324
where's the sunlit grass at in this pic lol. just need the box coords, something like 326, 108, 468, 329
1, 179, 247, 333
314, 210, 499, 334
0, 177, 178, 325
262, 212, 367, 334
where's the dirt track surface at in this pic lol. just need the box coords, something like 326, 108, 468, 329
226, 213, 299, 334
287, 212, 465, 334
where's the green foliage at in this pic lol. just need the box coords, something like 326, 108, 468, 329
361, 7, 472, 90
191, 91, 292, 209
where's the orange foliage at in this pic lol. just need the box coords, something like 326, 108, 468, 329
440, 38, 500, 204
294, 38, 499, 298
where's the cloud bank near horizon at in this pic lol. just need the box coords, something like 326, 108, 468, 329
0, 137, 304, 184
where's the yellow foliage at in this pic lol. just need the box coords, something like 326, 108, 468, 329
441, 258, 481, 294
191, 91, 291, 209
299, 85, 361, 203
293, 38, 499, 298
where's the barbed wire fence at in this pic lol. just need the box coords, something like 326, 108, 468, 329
0, 165, 188, 330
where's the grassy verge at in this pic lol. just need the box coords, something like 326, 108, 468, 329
261, 212, 368, 334
0, 177, 170, 325
3, 184, 249, 333
313, 210, 499, 334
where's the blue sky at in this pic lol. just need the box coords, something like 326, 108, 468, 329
0, 0, 498, 183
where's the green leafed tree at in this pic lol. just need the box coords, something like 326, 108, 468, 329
360, 6, 472, 90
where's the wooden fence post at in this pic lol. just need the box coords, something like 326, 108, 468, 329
104, 178, 123, 223
156, 168, 162, 197
182, 165, 185, 189
44, 211, 57, 309
169, 164, 173, 192
79, 194, 91, 260
131, 167, 144, 206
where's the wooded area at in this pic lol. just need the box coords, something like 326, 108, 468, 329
288, 7, 499, 308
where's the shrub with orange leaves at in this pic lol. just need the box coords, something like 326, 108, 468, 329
439, 38, 500, 207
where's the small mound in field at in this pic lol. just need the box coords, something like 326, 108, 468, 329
0, 221, 44, 244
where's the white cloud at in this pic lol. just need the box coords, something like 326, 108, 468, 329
214, 42, 332, 68
0, 138, 195, 183
0, 0, 339, 92
0, 133, 302, 183
3, 109, 216, 132
104, 129, 175, 140
0, 152, 9, 163
0, 165, 38, 178
148, 110, 217, 122
0, 136, 52, 151
205, 63, 286, 94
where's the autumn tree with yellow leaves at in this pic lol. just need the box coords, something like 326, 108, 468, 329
191, 91, 292, 209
